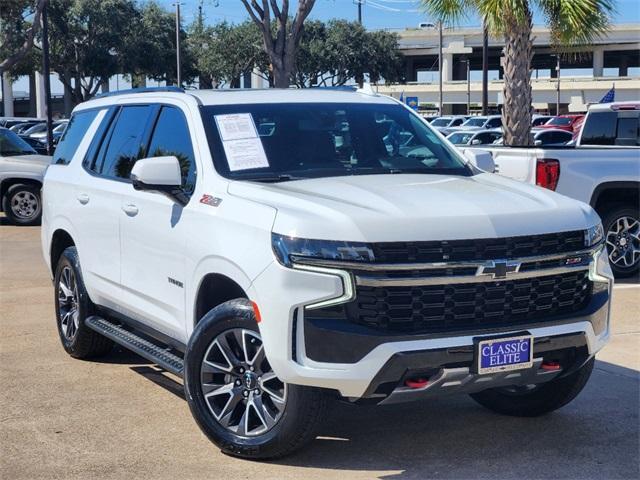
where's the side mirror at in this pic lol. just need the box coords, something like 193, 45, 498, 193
534, 139, 542, 146
463, 149, 495, 173
471, 138, 482, 145
130, 156, 187, 205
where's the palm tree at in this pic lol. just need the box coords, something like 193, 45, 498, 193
420, 0, 614, 146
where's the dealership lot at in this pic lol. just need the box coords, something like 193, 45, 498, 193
1, 221, 638, 480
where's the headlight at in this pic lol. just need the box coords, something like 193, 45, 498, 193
272, 233, 374, 267
585, 223, 604, 247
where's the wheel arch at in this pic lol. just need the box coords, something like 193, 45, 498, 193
0, 177, 43, 207
50, 229, 76, 276
590, 181, 640, 215
193, 273, 248, 327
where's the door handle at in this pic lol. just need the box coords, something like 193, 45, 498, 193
77, 193, 90, 205
121, 204, 139, 216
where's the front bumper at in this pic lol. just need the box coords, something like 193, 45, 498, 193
249, 246, 612, 399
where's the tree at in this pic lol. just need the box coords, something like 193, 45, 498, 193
292, 19, 327, 87
190, 20, 268, 88
123, 1, 196, 87
240, 0, 317, 88
47, 0, 138, 103
420, 0, 613, 146
0, 0, 47, 74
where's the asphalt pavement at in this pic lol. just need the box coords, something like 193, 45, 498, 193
1, 220, 638, 480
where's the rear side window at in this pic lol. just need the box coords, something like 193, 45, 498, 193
147, 106, 197, 194
53, 110, 99, 165
98, 105, 153, 179
486, 117, 502, 128
581, 111, 639, 146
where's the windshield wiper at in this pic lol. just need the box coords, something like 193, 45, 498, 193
243, 174, 304, 183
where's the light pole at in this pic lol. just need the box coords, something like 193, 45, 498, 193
555, 55, 561, 115
356, 0, 363, 24
481, 21, 488, 115
41, 2, 53, 155
465, 59, 471, 115
438, 21, 443, 115
175, 2, 182, 87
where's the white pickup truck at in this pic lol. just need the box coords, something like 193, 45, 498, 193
464, 101, 640, 278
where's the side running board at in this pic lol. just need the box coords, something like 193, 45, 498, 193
85, 316, 184, 377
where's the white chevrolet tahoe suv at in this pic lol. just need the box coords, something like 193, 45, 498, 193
42, 87, 613, 459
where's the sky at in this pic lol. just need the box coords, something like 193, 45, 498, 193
10, 0, 640, 95
167, 0, 640, 30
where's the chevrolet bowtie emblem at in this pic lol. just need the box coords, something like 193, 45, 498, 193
477, 260, 521, 280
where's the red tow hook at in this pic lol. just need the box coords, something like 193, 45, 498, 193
541, 361, 561, 371
405, 378, 429, 389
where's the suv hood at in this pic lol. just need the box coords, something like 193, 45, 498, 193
227, 173, 599, 242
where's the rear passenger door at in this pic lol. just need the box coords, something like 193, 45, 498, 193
118, 105, 197, 342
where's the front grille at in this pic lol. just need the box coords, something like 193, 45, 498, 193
370, 230, 585, 263
313, 271, 592, 334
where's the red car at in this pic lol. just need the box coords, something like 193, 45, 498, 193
538, 114, 585, 133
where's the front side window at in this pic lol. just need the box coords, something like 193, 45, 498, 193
486, 117, 502, 128
98, 105, 152, 179
201, 102, 471, 181
0, 128, 36, 156
53, 110, 99, 165
147, 106, 197, 193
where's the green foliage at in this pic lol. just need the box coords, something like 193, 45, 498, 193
188, 19, 267, 88
0, 0, 43, 75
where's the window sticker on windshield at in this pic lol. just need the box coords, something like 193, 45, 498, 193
214, 113, 270, 171
214, 113, 259, 141
222, 137, 269, 171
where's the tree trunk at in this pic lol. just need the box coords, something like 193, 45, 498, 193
502, 8, 533, 146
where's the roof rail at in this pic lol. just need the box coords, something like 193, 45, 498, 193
94, 86, 184, 99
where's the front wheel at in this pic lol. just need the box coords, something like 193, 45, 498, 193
184, 299, 328, 459
470, 357, 595, 417
2, 183, 42, 226
602, 205, 640, 278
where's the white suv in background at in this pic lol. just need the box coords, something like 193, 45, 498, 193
42, 87, 613, 459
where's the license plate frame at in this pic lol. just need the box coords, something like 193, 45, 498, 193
475, 334, 533, 375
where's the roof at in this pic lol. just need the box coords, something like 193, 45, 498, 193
588, 101, 640, 112
78, 87, 398, 111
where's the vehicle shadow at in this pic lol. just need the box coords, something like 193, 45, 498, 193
271, 360, 639, 479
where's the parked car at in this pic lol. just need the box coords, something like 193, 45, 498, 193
447, 129, 503, 146
9, 120, 44, 134
0, 116, 42, 129
42, 87, 612, 459
19, 119, 67, 139
441, 115, 502, 136
532, 129, 574, 146
538, 114, 584, 133
532, 115, 554, 127
429, 115, 468, 131
0, 127, 50, 225
464, 101, 639, 277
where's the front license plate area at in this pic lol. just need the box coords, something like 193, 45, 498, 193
476, 335, 533, 374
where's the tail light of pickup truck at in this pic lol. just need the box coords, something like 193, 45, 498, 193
536, 158, 560, 191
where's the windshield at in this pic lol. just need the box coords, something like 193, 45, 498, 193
462, 117, 486, 127
0, 129, 37, 156
430, 117, 451, 126
547, 117, 572, 126
448, 132, 473, 144
201, 102, 471, 181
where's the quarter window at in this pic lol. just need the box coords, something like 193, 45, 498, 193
53, 109, 100, 165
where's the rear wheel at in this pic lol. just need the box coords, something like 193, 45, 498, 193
602, 205, 640, 278
184, 299, 328, 459
2, 183, 42, 226
470, 357, 595, 417
54, 247, 113, 358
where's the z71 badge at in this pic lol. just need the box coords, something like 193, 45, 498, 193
200, 194, 222, 207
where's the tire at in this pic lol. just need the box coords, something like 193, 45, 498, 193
2, 183, 42, 226
469, 357, 595, 417
54, 246, 113, 358
184, 298, 328, 459
601, 204, 640, 278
